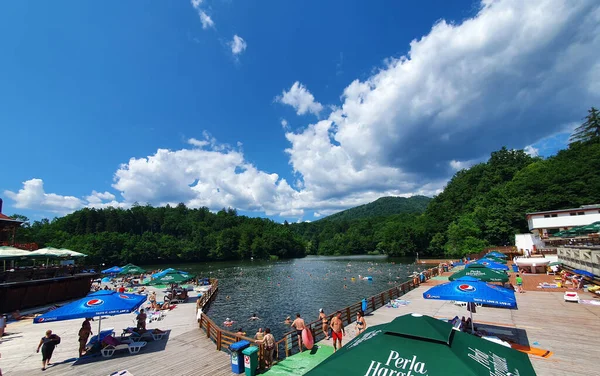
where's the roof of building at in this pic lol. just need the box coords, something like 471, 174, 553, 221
527, 205, 600, 216
0, 213, 24, 223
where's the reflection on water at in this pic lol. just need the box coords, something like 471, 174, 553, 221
149, 255, 427, 340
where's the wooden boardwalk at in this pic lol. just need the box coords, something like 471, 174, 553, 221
0, 285, 232, 376
39, 328, 231, 376
323, 281, 600, 376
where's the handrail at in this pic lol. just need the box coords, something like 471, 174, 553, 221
197, 266, 441, 370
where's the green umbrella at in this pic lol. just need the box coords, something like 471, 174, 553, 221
580, 221, 600, 233
484, 256, 507, 264
305, 313, 536, 376
448, 264, 509, 282
119, 264, 146, 274
147, 271, 194, 285
548, 261, 562, 266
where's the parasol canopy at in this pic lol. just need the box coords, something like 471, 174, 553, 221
304, 313, 536, 376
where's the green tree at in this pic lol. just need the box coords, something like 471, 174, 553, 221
570, 107, 600, 145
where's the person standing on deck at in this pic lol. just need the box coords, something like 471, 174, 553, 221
355, 310, 367, 335
136, 309, 147, 331
515, 274, 524, 293
319, 309, 329, 340
291, 313, 306, 352
330, 311, 345, 352
36, 330, 60, 371
78, 318, 93, 357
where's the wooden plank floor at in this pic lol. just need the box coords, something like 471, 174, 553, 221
318, 281, 600, 376
0, 285, 232, 376
35, 328, 231, 376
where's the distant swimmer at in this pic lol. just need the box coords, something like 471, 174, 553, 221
226, 296, 231, 300
249, 313, 260, 321
343, 284, 347, 289
224, 318, 234, 326
283, 316, 292, 325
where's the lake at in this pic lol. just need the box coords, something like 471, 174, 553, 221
149, 255, 430, 340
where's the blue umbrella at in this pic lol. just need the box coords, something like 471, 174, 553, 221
423, 276, 516, 308
470, 259, 509, 271
151, 268, 176, 279
423, 276, 517, 333
34, 290, 146, 338
102, 266, 123, 274
485, 251, 507, 259
573, 269, 595, 278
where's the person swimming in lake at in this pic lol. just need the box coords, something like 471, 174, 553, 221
224, 318, 234, 326
249, 313, 260, 321
283, 316, 292, 325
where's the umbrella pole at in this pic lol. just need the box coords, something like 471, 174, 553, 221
470, 309, 474, 333
98, 316, 102, 339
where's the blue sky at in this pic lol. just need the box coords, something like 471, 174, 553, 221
1, 0, 599, 221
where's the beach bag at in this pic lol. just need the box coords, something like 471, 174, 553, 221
51, 334, 61, 345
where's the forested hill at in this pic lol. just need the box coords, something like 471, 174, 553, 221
319, 196, 431, 222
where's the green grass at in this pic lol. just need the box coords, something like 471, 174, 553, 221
264, 344, 334, 375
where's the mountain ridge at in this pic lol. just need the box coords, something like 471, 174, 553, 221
319, 195, 432, 222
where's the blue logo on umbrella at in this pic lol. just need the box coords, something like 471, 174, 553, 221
458, 284, 476, 292
85, 299, 104, 307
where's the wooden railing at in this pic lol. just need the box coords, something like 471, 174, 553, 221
196, 266, 440, 370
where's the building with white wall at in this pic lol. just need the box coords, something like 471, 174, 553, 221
526, 204, 600, 239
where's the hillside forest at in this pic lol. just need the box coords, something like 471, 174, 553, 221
10, 107, 600, 264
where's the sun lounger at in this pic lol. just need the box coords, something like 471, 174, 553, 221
101, 335, 147, 358
448, 316, 462, 331
564, 291, 580, 302
87, 328, 115, 346
122, 327, 166, 341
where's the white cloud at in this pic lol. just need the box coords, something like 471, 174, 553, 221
4, 179, 84, 213
112, 135, 301, 216
191, 0, 203, 10
229, 35, 247, 55
276, 82, 323, 116
86, 191, 116, 204
281, 119, 289, 130
188, 137, 210, 148
199, 11, 215, 29
282, 0, 600, 205
523, 145, 539, 157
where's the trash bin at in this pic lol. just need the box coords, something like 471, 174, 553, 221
512, 265, 519, 272
243, 346, 259, 376
361, 298, 367, 313
229, 340, 250, 374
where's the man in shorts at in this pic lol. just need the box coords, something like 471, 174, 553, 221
291, 313, 305, 352
330, 311, 345, 352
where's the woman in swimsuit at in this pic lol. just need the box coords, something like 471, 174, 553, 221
356, 310, 367, 335
319, 309, 329, 340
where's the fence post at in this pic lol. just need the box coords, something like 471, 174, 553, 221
216, 330, 222, 351
346, 307, 351, 324
206, 320, 211, 338
371, 297, 376, 311
285, 336, 289, 357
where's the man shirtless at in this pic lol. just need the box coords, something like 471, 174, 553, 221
330, 311, 345, 352
291, 313, 305, 352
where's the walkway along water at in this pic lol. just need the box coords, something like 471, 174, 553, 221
196, 266, 441, 371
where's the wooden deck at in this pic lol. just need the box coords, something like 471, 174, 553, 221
39, 328, 231, 376
0, 285, 232, 376
323, 281, 600, 376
